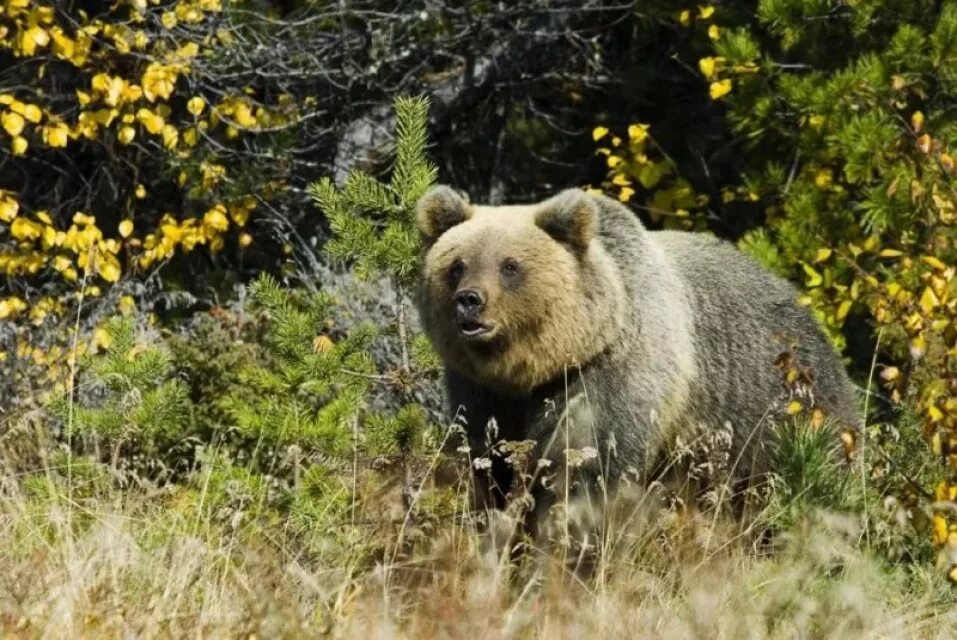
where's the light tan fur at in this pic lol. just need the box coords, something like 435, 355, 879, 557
419, 200, 625, 394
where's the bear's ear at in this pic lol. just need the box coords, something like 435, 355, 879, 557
535, 189, 598, 255
416, 186, 472, 245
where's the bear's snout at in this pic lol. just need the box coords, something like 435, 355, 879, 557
454, 289, 485, 318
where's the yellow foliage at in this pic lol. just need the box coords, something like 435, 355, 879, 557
117, 125, 136, 144
698, 56, 722, 79
203, 205, 229, 232
136, 107, 165, 134
187, 96, 206, 116
19, 25, 50, 56
0, 297, 28, 319
11, 217, 43, 241
161, 124, 179, 149
0, 0, 270, 320
13, 102, 42, 123
0, 191, 18, 222
95, 251, 122, 283
2, 111, 25, 136
141, 63, 178, 102
709, 79, 732, 100
42, 122, 69, 147
628, 124, 649, 143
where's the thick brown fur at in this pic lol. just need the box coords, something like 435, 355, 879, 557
415, 186, 860, 525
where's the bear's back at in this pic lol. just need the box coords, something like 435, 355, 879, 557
648, 230, 859, 468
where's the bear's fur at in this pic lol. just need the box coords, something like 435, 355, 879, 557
415, 185, 859, 520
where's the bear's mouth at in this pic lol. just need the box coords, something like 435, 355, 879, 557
458, 319, 495, 341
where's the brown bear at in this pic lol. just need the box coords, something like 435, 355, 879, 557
415, 185, 859, 527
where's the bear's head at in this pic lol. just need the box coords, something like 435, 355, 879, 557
415, 186, 625, 394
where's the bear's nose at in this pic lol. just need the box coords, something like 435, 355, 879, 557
454, 289, 485, 317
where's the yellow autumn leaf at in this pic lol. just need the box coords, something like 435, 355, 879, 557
709, 79, 732, 100
91, 108, 118, 126
38, 225, 55, 250
118, 219, 134, 238
141, 63, 176, 102
105, 77, 125, 106
698, 5, 715, 19
203, 205, 229, 231
73, 212, 95, 226
618, 187, 635, 203
919, 287, 940, 314
136, 108, 165, 134
95, 252, 122, 283
187, 96, 206, 116
118, 125, 136, 144
802, 263, 823, 288
921, 255, 947, 271
11, 136, 28, 155
911, 110, 924, 133
707, 24, 722, 40
627, 123, 649, 143
910, 334, 927, 359
173, 42, 200, 61
0, 297, 27, 320
2, 111, 25, 136
233, 103, 257, 128
813, 248, 832, 263
878, 248, 903, 258
91, 326, 111, 351
933, 514, 949, 546
698, 56, 720, 79
10, 217, 43, 240
836, 299, 852, 321
0, 192, 18, 222
50, 27, 75, 60
118, 295, 136, 315
612, 173, 631, 186
14, 103, 42, 123
592, 126, 609, 141
939, 152, 956, 175
678, 9, 691, 25
42, 122, 69, 147
20, 26, 50, 56
183, 127, 199, 147
161, 124, 179, 149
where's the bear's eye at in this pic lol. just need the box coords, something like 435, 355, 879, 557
500, 258, 520, 278
448, 259, 465, 283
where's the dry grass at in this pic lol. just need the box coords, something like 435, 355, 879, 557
0, 458, 953, 640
